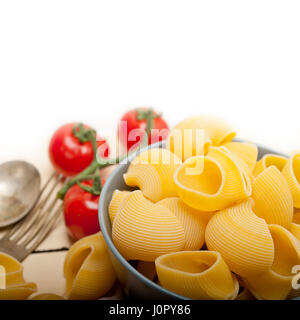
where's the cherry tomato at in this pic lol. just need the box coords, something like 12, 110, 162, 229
118, 108, 169, 151
49, 123, 109, 177
63, 180, 101, 240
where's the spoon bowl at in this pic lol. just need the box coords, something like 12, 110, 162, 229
0, 161, 41, 228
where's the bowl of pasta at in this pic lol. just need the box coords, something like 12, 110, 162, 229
99, 115, 300, 300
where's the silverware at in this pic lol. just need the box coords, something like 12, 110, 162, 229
0, 161, 41, 228
0, 172, 64, 261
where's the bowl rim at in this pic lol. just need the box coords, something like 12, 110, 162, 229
99, 140, 286, 300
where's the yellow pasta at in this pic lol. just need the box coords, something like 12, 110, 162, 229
108, 190, 130, 224
175, 115, 236, 146
243, 225, 300, 300
222, 142, 258, 173
293, 209, 300, 224
254, 154, 288, 177
64, 232, 116, 300
290, 209, 300, 240
112, 190, 185, 261
137, 261, 157, 281
30, 293, 65, 300
282, 152, 300, 208
157, 197, 207, 250
252, 166, 293, 227
218, 145, 254, 181
166, 125, 212, 161
205, 198, 274, 277
0, 253, 37, 300
174, 147, 251, 211
155, 251, 239, 300
108, 115, 300, 300
123, 148, 182, 202
166, 115, 236, 161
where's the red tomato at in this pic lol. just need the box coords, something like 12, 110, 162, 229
118, 108, 169, 151
63, 181, 100, 240
49, 123, 109, 177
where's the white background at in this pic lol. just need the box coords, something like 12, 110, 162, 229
1, 0, 300, 175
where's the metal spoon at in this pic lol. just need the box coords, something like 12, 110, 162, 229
0, 161, 41, 228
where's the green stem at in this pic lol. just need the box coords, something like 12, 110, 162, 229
57, 115, 153, 199
57, 160, 99, 199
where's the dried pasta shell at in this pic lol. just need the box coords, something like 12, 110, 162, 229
166, 115, 236, 161
64, 232, 116, 300
137, 261, 156, 281
174, 147, 251, 211
205, 199, 274, 277
252, 166, 293, 227
112, 191, 185, 261
293, 209, 300, 224
282, 152, 300, 208
290, 208, 300, 240
289, 223, 300, 241
174, 116, 236, 146
0, 253, 37, 300
243, 225, 300, 300
166, 125, 212, 161
218, 145, 254, 180
155, 251, 239, 300
254, 154, 287, 177
123, 148, 182, 202
108, 190, 130, 224
30, 293, 65, 300
222, 142, 258, 173
157, 197, 207, 250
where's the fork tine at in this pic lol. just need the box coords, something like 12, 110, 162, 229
13, 176, 63, 242
20, 197, 60, 246
26, 203, 63, 253
3, 174, 62, 241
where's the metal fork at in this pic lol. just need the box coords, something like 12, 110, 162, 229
0, 173, 64, 261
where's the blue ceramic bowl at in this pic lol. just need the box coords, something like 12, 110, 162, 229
99, 141, 284, 299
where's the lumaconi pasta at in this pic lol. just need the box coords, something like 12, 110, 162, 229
174, 147, 251, 211
0, 253, 37, 300
64, 232, 116, 300
251, 166, 293, 227
290, 209, 300, 240
218, 145, 254, 181
112, 191, 185, 261
108, 115, 300, 300
30, 293, 65, 300
109, 190, 130, 224
253, 154, 288, 177
222, 142, 258, 176
123, 148, 182, 202
166, 125, 211, 161
157, 197, 207, 250
205, 199, 274, 277
293, 209, 300, 224
174, 115, 236, 146
289, 223, 300, 241
282, 152, 300, 208
155, 251, 239, 300
166, 115, 236, 161
243, 225, 300, 300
